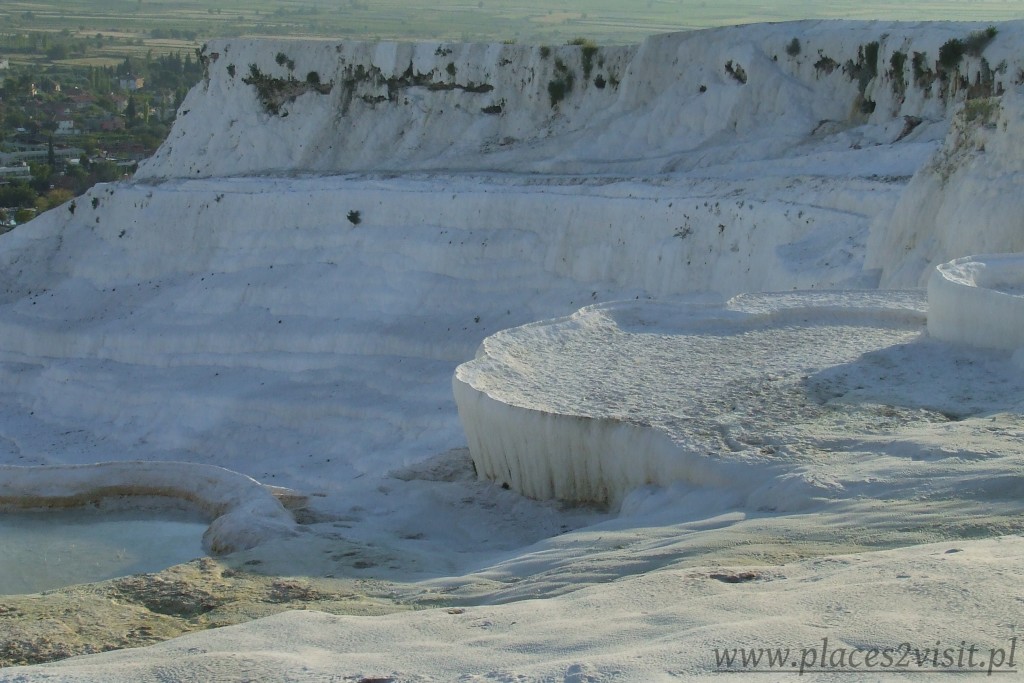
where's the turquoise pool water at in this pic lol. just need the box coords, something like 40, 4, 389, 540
0, 508, 208, 595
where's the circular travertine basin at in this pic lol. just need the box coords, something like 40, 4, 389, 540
0, 461, 300, 572
927, 253, 1024, 351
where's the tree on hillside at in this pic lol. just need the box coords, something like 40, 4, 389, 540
46, 44, 69, 61
28, 163, 53, 194
125, 94, 138, 125
0, 183, 37, 209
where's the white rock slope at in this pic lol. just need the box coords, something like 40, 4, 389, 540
3, 18, 1024, 681
141, 21, 1020, 179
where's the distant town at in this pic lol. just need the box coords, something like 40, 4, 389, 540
0, 40, 203, 232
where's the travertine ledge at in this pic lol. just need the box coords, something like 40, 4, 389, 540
455, 291, 928, 507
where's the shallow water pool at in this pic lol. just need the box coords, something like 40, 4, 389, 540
0, 508, 208, 595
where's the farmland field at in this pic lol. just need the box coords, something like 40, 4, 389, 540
2, 0, 1023, 52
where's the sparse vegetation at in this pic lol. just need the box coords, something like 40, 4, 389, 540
938, 38, 966, 73
547, 78, 572, 106
889, 50, 907, 97
845, 41, 879, 91
275, 52, 296, 71
547, 57, 575, 107
963, 96, 999, 125
724, 60, 747, 84
864, 41, 880, 79
568, 37, 599, 80
814, 53, 839, 75
966, 58, 1000, 99
964, 26, 998, 57
912, 51, 935, 91
674, 226, 693, 239
842, 41, 880, 114
243, 64, 333, 116
936, 27, 997, 83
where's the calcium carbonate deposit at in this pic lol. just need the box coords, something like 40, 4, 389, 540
2, 19, 1024, 681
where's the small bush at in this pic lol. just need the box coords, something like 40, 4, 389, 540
724, 60, 747, 84
582, 47, 598, 79
786, 37, 801, 57
244, 64, 332, 116
912, 51, 934, 89
863, 41, 880, 79
548, 76, 573, 106
963, 97, 999, 125
814, 54, 838, 75
567, 38, 599, 78
889, 51, 908, 96
227, 63, 236, 77
548, 57, 575, 107
539, 46, 551, 59
275, 52, 295, 71
964, 26, 997, 57
938, 39, 966, 72
446, 62, 457, 77
347, 210, 361, 225
889, 51, 907, 76
306, 71, 320, 85
844, 41, 880, 95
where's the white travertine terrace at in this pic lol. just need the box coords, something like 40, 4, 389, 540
455, 291, 928, 506
927, 253, 1024, 352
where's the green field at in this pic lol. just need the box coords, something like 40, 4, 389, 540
2, 0, 1023, 55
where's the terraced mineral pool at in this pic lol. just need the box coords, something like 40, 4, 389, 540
0, 508, 208, 595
